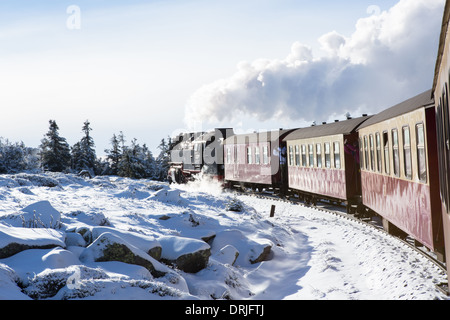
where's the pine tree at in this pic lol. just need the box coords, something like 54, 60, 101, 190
155, 137, 171, 181
103, 132, 158, 179
72, 120, 97, 175
39, 120, 71, 172
104, 133, 122, 175
142, 143, 156, 179
117, 138, 143, 179
118, 145, 133, 178
0, 138, 40, 174
0, 138, 25, 173
70, 141, 82, 171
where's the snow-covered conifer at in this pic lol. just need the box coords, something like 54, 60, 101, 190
39, 120, 71, 172
72, 120, 97, 175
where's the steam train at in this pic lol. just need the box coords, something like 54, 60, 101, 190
169, 1, 450, 280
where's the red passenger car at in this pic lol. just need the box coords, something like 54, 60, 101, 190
357, 90, 445, 258
224, 130, 293, 193
433, 0, 450, 272
283, 116, 370, 210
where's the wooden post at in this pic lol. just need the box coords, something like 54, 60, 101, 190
270, 205, 276, 217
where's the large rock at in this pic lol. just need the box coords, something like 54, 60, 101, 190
21, 201, 62, 228
211, 244, 239, 266
150, 188, 184, 204
0, 201, 62, 228
79, 232, 167, 278
89, 226, 161, 260
0, 225, 66, 259
211, 230, 272, 266
159, 236, 211, 273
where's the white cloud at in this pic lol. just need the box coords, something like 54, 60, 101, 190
185, 0, 445, 128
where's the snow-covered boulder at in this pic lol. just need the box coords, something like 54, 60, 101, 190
67, 210, 110, 228
90, 226, 161, 260
0, 176, 18, 188
0, 247, 81, 286
0, 200, 62, 228
150, 188, 184, 204
79, 232, 167, 278
18, 187, 35, 195
114, 186, 150, 200
0, 263, 30, 300
20, 201, 62, 228
65, 232, 86, 247
22, 265, 109, 299
156, 211, 216, 242
211, 230, 272, 266
159, 235, 211, 273
211, 244, 239, 266
0, 224, 66, 259
13, 173, 60, 188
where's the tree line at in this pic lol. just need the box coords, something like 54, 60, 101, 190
0, 119, 171, 181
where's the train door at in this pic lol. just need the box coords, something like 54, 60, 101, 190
278, 140, 288, 195
437, 84, 450, 214
344, 134, 361, 199
436, 82, 450, 273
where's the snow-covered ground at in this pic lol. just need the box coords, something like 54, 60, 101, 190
0, 172, 447, 300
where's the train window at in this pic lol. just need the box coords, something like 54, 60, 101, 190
316, 144, 322, 168
226, 147, 231, 164
262, 146, 269, 165
383, 131, 390, 175
334, 142, 341, 169
295, 145, 300, 166
324, 143, 331, 168
437, 101, 444, 196
309, 144, 314, 167
255, 146, 260, 164
234, 146, 238, 164
376, 133, 382, 173
364, 136, 369, 170
247, 147, 253, 164
359, 138, 364, 170
392, 129, 400, 177
301, 145, 307, 167
444, 83, 450, 211
288, 146, 294, 166
402, 126, 412, 179
416, 123, 427, 182
369, 134, 375, 171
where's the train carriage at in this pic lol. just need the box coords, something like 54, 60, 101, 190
357, 90, 445, 258
283, 116, 370, 210
433, 0, 450, 274
224, 129, 293, 192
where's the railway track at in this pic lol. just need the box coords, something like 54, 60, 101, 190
237, 188, 449, 296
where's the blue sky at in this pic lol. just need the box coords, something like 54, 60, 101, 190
0, 0, 439, 155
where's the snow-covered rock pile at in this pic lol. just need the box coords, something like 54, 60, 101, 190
0, 173, 275, 300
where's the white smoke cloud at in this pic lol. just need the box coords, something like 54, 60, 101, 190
185, 0, 444, 127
